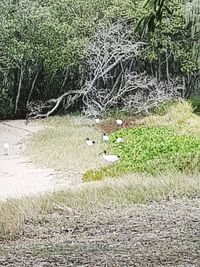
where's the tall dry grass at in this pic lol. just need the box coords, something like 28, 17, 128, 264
26, 116, 107, 181
1, 172, 200, 239
144, 100, 200, 135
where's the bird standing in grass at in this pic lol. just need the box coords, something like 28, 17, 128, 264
95, 118, 100, 124
116, 137, 124, 143
99, 150, 120, 163
116, 119, 123, 126
102, 133, 109, 142
85, 138, 95, 146
3, 142, 9, 155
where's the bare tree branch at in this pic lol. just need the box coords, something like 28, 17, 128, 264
28, 89, 85, 120
27, 20, 182, 120
82, 21, 181, 115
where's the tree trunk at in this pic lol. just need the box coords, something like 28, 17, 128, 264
158, 54, 161, 82
166, 49, 169, 82
182, 75, 186, 97
60, 68, 69, 94
14, 66, 24, 115
26, 68, 40, 109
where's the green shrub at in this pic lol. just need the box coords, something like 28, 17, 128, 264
189, 97, 200, 113
0, 87, 13, 118
83, 126, 200, 181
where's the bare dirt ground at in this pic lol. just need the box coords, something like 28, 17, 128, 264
0, 198, 200, 266
100, 117, 142, 134
0, 120, 68, 201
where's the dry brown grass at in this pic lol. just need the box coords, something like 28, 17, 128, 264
1, 198, 199, 266
26, 116, 107, 182
1, 104, 200, 240
144, 100, 200, 136
1, 172, 200, 239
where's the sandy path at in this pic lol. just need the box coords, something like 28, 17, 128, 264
0, 120, 67, 201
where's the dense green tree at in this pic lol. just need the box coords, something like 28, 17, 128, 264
0, 0, 199, 118
135, 0, 199, 96
186, 0, 200, 67
0, 0, 113, 117
135, 0, 171, 37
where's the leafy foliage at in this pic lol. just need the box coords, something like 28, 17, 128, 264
186, 0, 200, 68
0, 0, 114, 117
84, 126, 200, 181
190, 96, 200, 113
0, 87, 13, 118
135, 0, 172, 37
0, 0, 199, 118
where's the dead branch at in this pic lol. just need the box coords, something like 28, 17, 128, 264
82, 21, 181, 115
27, 21, 182, 119
28, 89, 85, 120
121, 73, 182, 113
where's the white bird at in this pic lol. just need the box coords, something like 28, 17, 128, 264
102, 133, 109, 142
116, 119, 123, 125
99, 150, 120, 163
3, 142, 9, 155
116, 137, 124, 143
95, 118, 100, 124
85, 138, 95, 146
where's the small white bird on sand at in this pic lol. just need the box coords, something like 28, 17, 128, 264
116, 119, 123, 125
102, 133, 109, 142
95, 118, 100, 124
85, 138, 95, 146
99, 150, 120, 163
3, 142, 10, 155
116, 137, 124, 143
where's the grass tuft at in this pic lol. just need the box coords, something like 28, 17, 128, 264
144, 100, 200, 135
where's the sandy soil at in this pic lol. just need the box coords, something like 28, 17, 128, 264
0, 198, 199, 266
0, 120, 68, 201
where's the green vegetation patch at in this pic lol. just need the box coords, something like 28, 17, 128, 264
190, 97, 200, 114
84, 126, 200, 181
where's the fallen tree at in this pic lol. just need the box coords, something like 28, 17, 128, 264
82, 21, 182, 115
27, 21, 183, 120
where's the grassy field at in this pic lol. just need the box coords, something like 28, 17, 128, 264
1, 101, 200, 240
84, 101, 200, 180
27, 101, 200, 182
1, 198, 200, 266
1, 101, 200, 266
26, 115, 107, 183
1, 172, 200, 239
